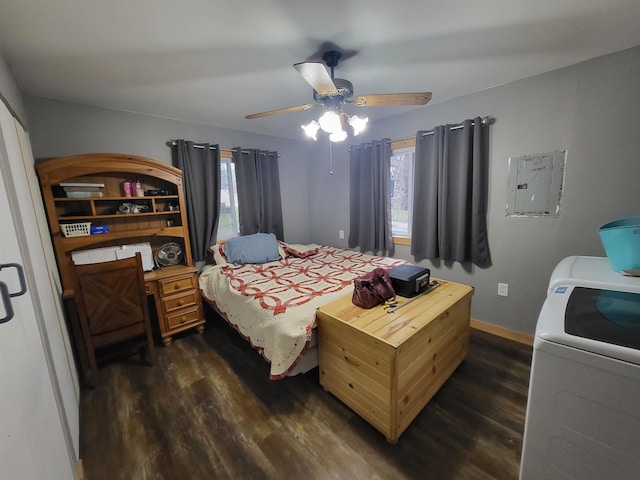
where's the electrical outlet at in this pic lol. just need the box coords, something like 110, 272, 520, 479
339, 230, 345, 239
497, 283, 509, 297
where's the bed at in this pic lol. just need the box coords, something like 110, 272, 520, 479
199, 237, 407, 379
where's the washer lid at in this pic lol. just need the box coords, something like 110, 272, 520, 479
537, 285, 640, 365
548, 256, 640, 295
566, 287, 640, 351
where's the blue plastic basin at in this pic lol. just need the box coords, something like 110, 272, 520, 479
598, 216, 640, 272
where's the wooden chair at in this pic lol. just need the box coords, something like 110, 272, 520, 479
73, 252, 157, 385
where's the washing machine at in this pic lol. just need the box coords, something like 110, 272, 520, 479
520, 256, 640, 480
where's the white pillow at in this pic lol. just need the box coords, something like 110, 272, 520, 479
282, 243, 320, 258
210, 242, 227, 265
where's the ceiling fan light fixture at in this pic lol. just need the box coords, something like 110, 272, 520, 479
246, 49, 432, 144
318, 110, 342, 134
348, 115, 368, 136
301, 120, 320, 140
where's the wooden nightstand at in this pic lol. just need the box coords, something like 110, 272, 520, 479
316, 279, 473, 443
144, 265, 205, 345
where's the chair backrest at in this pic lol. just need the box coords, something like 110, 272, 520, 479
74, 253, 149, 348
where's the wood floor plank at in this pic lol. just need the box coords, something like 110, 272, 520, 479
80, 311, 533, 480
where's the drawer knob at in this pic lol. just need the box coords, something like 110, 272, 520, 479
344, 355, 360, 367
174, 283, 181, 289
177, 299, 184, 306
180, 316, 186, 324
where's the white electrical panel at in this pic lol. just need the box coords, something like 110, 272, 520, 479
506, 150, 566, 217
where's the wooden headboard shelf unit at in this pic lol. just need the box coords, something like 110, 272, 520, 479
37, 153, 193, 291
37, 153, 205, 356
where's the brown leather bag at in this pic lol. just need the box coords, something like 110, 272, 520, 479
352, 268, 396, 309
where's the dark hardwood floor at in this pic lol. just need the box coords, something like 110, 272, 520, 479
80, 307, 533, 480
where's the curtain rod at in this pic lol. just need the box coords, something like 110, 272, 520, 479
166, 141, 279, 156
383, 116, 493, 148
167, 141, 217, 150
166, 141, 242, 153
421, 116, 492, 137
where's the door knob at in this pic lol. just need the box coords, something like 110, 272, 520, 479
0, 263, 27, 297
0, 281, 14, 324
0, 263, 27, 325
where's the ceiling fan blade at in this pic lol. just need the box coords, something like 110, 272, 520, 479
245, 104, 314, 120
293, 62, 338, 96
351, 92, 432, 107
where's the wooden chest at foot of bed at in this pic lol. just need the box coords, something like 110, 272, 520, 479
316, 279, 473, 443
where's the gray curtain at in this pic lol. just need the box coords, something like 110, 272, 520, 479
232, 148, 284, 240
172, 140, 221, 263
348, 138, 394, 256
411, 118, 491, 266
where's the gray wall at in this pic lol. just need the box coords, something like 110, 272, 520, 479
22, 45, 640, 335
306, 140, 352, 248
0, 49, 27, 124
24, 97, 312, 244
309, 45, 640, 335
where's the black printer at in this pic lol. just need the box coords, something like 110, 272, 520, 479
387, 264, 431, 297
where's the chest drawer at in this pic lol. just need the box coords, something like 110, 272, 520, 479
158, 273, 197, 296
162, 290, 199, 314
166, 304, 202, 329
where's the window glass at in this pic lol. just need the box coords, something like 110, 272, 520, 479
390, 146, 415, 237
217, 158, 239, 240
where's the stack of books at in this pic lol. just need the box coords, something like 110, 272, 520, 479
59, 182, 105, 198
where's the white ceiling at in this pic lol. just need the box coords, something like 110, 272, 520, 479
1, 0, 639, 140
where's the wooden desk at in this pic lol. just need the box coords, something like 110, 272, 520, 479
316, 279, 473, 443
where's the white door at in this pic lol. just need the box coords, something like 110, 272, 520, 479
11, 115, 80, 455
0, 115, 76, 477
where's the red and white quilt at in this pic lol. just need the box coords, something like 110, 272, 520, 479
199, 245, 407, 379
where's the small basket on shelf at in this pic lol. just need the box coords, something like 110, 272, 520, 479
60, 222, 91, 237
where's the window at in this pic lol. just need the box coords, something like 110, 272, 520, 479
217, 157, 239, 240
390, 143, 415, 241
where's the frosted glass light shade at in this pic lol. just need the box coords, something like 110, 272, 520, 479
318, 110, 342, 134
329, 129, 347, 142
348, 115, 368, 136
301, 120, 320, 140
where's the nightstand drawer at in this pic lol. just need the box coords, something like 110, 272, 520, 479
166, 305, 202, 329
162, 290, 199, 314
159, 274, 197, 296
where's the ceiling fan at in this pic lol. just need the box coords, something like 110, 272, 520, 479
245, 50, 432, 141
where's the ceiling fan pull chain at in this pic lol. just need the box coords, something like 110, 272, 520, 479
329, 137, 334, 175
